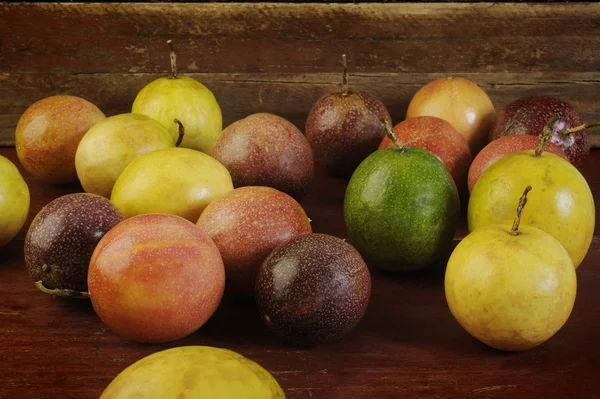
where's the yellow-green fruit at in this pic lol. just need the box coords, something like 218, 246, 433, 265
0, 156, 30, 246
75, 113, 174, 198
132, 76, 222, 153
469, 150, 595, 268
100, 346, 285, 399
445, 224, 577, 351
111, 148, 233, 222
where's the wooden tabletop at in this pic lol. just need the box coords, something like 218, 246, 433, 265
1, 146, 599, 399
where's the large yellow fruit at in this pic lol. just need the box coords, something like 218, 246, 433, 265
111, 148, 233, 222
100, 346, 285, 399
0, 156, 30, 246
469, 150, 594, 268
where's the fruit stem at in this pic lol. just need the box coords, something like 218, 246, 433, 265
341, 54, 348, 96
34, 281, 90, 300
510, 186, 532, 236
168, 39, 177, 79
534, 114, 560, 157
173, 118, 185, 147
380, 118, 404, 151
563, 121, 600, 135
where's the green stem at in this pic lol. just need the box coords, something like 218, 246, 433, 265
380, 118, 404, 151
34, 281, 90, 299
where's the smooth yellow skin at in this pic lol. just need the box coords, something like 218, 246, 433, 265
445, 224, 577, 351
132, 76, 222, 154
75, 113, 174, 198
111, 148, 233, 222
0, 156, 30, 247
469, 150, 595, 268
100, 346, 286, 399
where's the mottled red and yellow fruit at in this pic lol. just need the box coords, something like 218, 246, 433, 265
212, 113, 314, 200
468, 135, 567, 193
16, 95, 106, 184
306, 88, 391, 177
88, 214, 225, 343
197, 186, 312, 296
379, 116, 472, 187
406, 77, 496, 154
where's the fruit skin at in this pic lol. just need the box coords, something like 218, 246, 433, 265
255, 233, 371, 347
212, 113, 314, 200
197, 186, 312, 296
25, 193, 123, 293
406, 76, 496, 154
469, 150, 595, 268
111, 147, 234, 222
305, 88, 392, 178
0, 156, 30, 247
88, 214, 225, 343
379, 116, 472, 187
344, 146, 460, 272
132, 76, 222, 153
445, 224, 577, 351
75, 113, 174, 198
467, 135, 567, 193
99, 346, 285, 399
489, 96, 589, 167
16, 95, 106, 184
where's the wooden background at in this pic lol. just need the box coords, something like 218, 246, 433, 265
1, 2, 600, 146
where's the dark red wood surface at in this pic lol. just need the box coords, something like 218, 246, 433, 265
1, 147, 599, 399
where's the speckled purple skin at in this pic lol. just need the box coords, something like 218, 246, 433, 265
25, 193, 124, 293
489, 96, 589, 167
306, 88, 392, 178
255, 233, 371, 347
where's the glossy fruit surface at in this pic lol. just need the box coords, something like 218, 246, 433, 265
0, 155, 30, 247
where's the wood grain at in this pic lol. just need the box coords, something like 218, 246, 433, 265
2, 3, 600, 145
1, 146, 600, 399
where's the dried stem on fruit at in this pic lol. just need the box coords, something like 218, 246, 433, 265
173, 118, 185, 147
510, 186, 532, 236
168, 40, 177, 79
380, 118, 404, 151
34, 281, 90, 299
534, 114, 560, 157
341, 54, 348, 96
563, 121, 600, 135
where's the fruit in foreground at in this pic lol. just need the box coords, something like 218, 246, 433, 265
467, 134, 567, 193
305, 54, 392, 177
379, 116, 472, 187
25, 193, 123, 297
99, 346, 285, 399
197, 186, 312, 296
212, 113, 314, 200
345, 120, 460, 272
255, 233, 371, 347
406, 76, 495, 154
469, 116, 595, 268
446, 186, 577, 351
132, 41, 222, 153
111, 147, 233, 222
489, 96, 590, 167
75, 113, 176, 198
0, 155, 30, 247
15, 95, 106, 183
88, 214, 225, 343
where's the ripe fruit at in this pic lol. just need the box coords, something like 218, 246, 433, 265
99, 346, 285, 399
306, 54, 392, 177
197, 186, 312, 296
212, 113, 314, 200
345, 120, 460, 272
489, 96, 590, 167
469, 116, 595, 268
88, 214, 225, 343
446, 187, 577, 351
378, 116, 472, 187
132, 41, 222, 153
468, 134, 567, 193
75, 113, 176, 198
25, 193, 123, 298
255, 233, 371, 347
0, 155, 30, 247
406, 76, 496, 154
15, 95, 106, 184
111, 147, 233, 222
